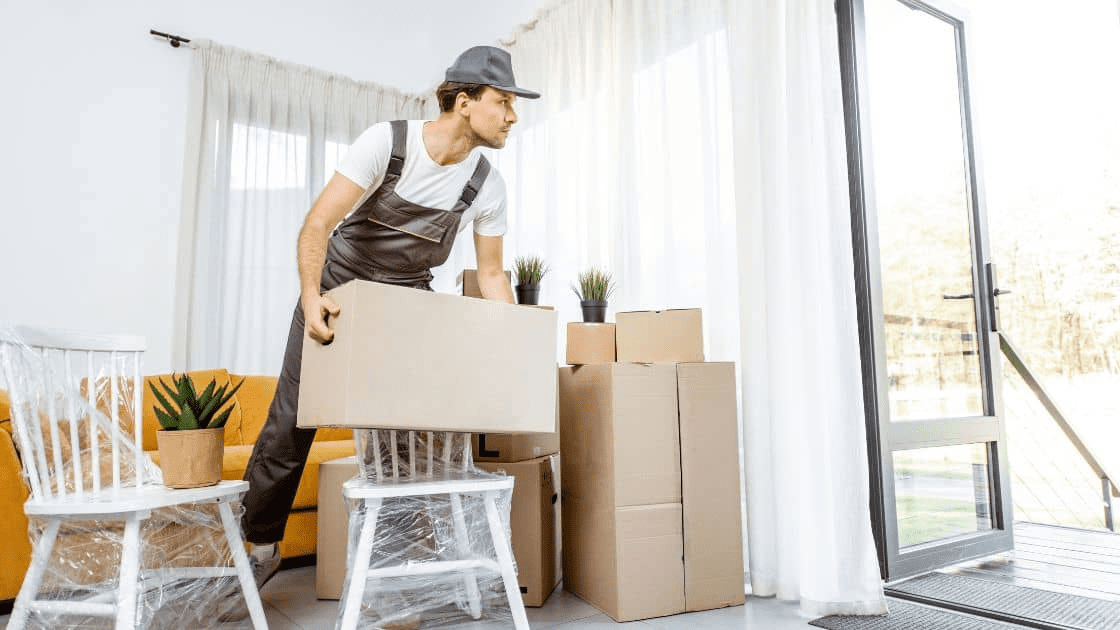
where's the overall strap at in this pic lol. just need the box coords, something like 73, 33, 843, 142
455, 155, 491, 212
387, 120, 408, 177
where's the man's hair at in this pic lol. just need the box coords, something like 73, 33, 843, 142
436, 81, 488, 113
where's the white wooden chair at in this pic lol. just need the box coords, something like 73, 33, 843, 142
0, 327, 267, 630
337, 429, 528, 630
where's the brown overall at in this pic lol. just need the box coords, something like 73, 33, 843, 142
241, 120, 491, 543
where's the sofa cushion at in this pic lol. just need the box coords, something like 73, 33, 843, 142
0, 388, 10, 430
232, 374, 352, 444
233, 375, 278, 446
142, 370, 243, 451
0, 429, 32, 599
315, 427, 354, 442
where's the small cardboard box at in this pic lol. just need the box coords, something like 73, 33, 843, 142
473, 432, 559, 462
558, 361, 743, 621
476, 454, 562, 607
462, 268, 512, 298
298, 280, 557, 433
316, 456, 360, 600
566, 323, 616, 365
615, 309, 703, 363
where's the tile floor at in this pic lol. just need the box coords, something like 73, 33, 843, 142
0, 566, 817, 629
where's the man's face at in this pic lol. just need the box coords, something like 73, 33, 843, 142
464, 87, 519, 149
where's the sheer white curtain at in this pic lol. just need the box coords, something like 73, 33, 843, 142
174, 40, 433, 373
724, 0, 886, 617
484, 0, 741, 365
497, 0, 886, 618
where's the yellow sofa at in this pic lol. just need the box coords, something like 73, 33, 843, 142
0, 369, 355, 606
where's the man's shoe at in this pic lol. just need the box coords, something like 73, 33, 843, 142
251, 544, 282, 589
215, 545, 281, 621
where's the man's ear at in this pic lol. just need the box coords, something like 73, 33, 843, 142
455, 92, 473, 115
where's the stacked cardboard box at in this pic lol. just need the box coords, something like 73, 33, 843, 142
461, 268, 512, 298
559, 308, 744, 622
476, 453, 563, 607
317, 456, 359, 600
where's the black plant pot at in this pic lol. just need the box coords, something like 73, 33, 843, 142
515, 283, 541, 305
580, 299, 608, 323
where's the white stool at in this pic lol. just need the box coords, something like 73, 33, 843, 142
336, 429, 529, 630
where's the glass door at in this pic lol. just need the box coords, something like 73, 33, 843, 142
837, 0, 1014, 580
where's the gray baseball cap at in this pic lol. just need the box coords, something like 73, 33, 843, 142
445, 45, 541, 99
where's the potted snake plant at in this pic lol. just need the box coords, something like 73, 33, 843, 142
572, 268, 616, 323
513, 255, 549, 306
150, 374, 242, 488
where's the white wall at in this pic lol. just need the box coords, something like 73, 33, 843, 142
0, 0, 549, 372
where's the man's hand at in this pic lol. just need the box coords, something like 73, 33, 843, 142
303, 293, 341, 343
296, 173, 362, 344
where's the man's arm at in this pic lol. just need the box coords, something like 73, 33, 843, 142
474, 233, 515, 303
299, 173, 365, 342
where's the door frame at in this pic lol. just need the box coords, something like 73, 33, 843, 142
836, 0, 1015, 581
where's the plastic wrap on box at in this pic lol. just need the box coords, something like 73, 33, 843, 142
0, 329, 257, 629
340, 429, 518, 629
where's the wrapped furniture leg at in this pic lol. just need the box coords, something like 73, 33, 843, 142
0, 327, 267, 630
337, 429, 526, 629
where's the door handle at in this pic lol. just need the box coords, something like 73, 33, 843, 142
987, 263, 1009, 332
943, 293, 974, 300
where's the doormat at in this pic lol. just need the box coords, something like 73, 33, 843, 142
888, 572, 1120, 629
809, 599, 1019, 630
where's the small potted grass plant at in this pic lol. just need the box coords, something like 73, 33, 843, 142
150, 374, 242, 488
513, 255, 549, 305
572, 268, 616, 323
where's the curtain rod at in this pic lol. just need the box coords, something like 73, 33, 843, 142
150, 29, 191, 48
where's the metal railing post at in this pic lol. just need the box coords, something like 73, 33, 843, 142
1105, 478, 1115, 532
1001, 333, 1120, 531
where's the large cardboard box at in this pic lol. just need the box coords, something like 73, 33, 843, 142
558, 362, 743, 621
299, 280, 557, 433
677, 362, 745, 611
476, 454, 561, 607
615, 309, 704, 363
472, 432, 559, 463
558, 363, 683, 621
462, 268, 512, 298
317, 456, 360, 600
565, 323, 616, 365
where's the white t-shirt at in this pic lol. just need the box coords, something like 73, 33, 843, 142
335, 120, 508, 237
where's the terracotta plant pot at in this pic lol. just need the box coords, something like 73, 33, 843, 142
157, 427, 224, 488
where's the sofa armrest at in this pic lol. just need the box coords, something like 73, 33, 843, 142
0, 427, 31, 600
1, 387, 11, 435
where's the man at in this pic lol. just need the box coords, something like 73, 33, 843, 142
237, 45, 539, 588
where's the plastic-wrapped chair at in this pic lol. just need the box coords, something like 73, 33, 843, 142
0, 327, 268, 630
338, 429, 528, 630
